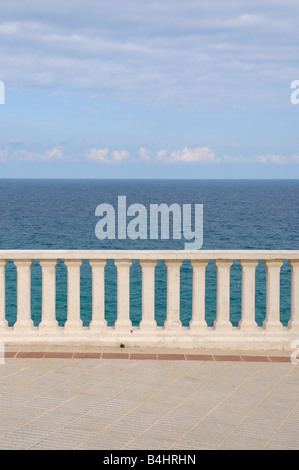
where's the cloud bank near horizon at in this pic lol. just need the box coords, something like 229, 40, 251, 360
1, 145, 299, 166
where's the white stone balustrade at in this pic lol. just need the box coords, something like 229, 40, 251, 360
0, 260, 7, 330
0, 250, 298, 350
239, 260, 259, 331
115, 259, 132, 331
39, 260, 58, 331
14, 260, 34, 331
289, 260, 299, 331
165, 260, 182, 330
64, 260, 83, 332
214, 260, 233, 331
140, 260, 156, 331
190, 260, 208, 330
89, 260, 107, 331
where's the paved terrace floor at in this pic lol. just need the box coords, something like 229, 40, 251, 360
0, 346, 298, 450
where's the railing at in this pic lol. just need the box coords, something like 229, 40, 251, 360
0, 250, 298, 350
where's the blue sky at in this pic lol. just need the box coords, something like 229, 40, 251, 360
0, 0, 299, 178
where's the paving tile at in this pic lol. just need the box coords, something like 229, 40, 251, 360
16, 352, 45, 359
241, 356, 270, 362
269, 356, 292, 363
213, 355, 242, 362
4, 352, 17, 358
44, 352, 73, 358
157, 354, 186, 360
130, 354, 158, 360
185, 354, 214, 361
73, 353, 102, 359
101, 353, 130, 359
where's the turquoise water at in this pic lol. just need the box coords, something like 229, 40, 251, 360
0, 179, 298, 327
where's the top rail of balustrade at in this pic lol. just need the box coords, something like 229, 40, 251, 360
0, 250, 298, 261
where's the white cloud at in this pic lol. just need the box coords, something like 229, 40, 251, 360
86, 148, 129, 164
86, 147, 109, 162
138, 147, 151, 160
165, 147, 218, 163
0, 148, 8, 162
255, 154, 288, 164
141, 148, 299, 165
0, 146, 65, 162
156, 149, 169, 160
0, 22, 19, 35
14, 146, 64, 161
223, 154, 290, 164
8, 137, 22, 145
111, 149, 129, 162
139, 148, 169, 161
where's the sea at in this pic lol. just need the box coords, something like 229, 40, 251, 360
0, 179, 298, 328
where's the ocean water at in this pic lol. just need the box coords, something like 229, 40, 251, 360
0, 179, 298, 328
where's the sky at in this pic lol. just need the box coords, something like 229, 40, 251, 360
0, 0, 299, 179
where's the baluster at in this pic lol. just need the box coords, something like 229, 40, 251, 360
263, 260, 283, 330
190, 260, 208, 330
140, 260, 157, 331
289, 260, 299, 331
64, 259, 83, 331
0, 260, 7, 330
239, 260, 258, 330
89, 260, 107, 331
14, 260, 34, 330
214, 260, 233, 330
165, 260, 182, 330
114, 260, 132, 330
39, 259, 58, 331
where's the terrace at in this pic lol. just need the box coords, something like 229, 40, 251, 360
0, 249, 298, 450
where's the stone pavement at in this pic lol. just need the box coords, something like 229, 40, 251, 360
0, 347, 298, 450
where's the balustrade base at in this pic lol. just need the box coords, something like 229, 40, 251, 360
288, 321, 299, 330
139, 321, 158, 331
13, 321, 34, 331
0, 326, 297, 352
39, 322, 59, 331
89, 321, 107, 331
64, 321, 84, 332
239, 322, 260, 331
213, 322, 233, 331
189, 321, 208, 330
263, 321, 284, 331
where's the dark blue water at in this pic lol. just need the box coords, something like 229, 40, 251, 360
0, 179, 298, 328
